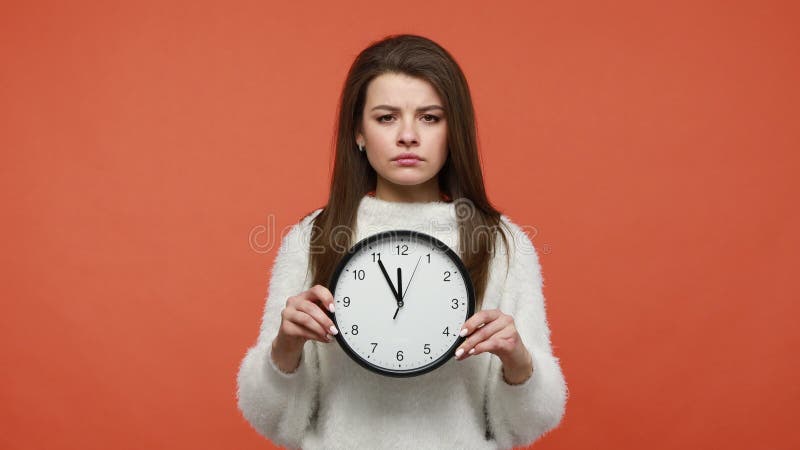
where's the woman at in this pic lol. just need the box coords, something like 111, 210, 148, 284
237, 34, 568, 449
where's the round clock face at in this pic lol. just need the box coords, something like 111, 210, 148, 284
326, 229, 475, 377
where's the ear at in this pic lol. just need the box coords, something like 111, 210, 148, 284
354, 130, 364, 146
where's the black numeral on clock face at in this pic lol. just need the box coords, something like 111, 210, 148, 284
353, 270, 365, 280
351, 324, 359, 335
343, 296, 350, 307
443, 271, 451, 282
443, 326, 450, 336
396, 350, 404, 361
395, 244, 409, 255
424, 344, 431, 354
451, 298, 459, 309
370, 342, 377, 353
371, 252, 381, 262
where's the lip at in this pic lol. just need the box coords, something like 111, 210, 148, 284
395, 158, 420, 167
392, 153, 423, 162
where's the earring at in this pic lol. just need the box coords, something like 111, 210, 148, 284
357, 143, 365, 152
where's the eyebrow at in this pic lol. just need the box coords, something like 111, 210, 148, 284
370, 104, 445, 113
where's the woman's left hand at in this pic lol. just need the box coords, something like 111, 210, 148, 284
454, 309, 533, 382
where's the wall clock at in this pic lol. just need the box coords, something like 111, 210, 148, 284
326, 229, 475, 377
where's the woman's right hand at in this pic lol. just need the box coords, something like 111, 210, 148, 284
271, 285, 338, 372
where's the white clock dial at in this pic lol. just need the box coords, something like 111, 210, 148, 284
327, 230, 475, 377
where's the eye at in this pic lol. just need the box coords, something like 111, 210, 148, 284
421, 114, 441, 123
377, 114, 395, 123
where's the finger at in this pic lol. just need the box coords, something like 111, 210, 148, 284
470, 329, 517, 357
285, 308, 330, 342
307, 284, 336, 314
283, 320, 330, 343
285, 294, 336, 339
296, 297, 339, 336
460, 309, 503, 337
455, 318, 509, 359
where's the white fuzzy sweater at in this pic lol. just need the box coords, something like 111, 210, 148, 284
236, 195, 568, 449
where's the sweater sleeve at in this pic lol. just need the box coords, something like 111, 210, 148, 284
236, 209, 322, 449
484, 216, 568, 449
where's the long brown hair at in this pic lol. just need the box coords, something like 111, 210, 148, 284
305, 33, 511, 309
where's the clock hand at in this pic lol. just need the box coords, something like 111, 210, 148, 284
392, 267, 404, 320
377, 259, 401, 301
394, 258, 421, 321
397, 267, 403, 300
393, 267, 404, 321
401, 256, 422, 301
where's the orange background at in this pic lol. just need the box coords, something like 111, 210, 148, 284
1, 1, 798, 449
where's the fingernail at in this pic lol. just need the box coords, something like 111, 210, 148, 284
459, 328, 468, 337
328, 303, 335, 313
455, 348, 464, 358
468, 348, 475, 355
329, 325, 339, 335
326, 333, 333, 341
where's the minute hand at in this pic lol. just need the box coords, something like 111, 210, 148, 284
377, 259, 401, 302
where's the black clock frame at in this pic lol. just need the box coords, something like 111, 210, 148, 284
325, 229, 476, 378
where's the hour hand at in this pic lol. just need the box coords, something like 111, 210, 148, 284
377, 259, 401, 301
397, 267, 403, 300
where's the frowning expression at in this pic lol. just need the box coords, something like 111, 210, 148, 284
356, 72, 449, 187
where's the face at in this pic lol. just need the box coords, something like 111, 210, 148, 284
356, 72, 448, 199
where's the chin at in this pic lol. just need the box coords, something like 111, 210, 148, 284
386, 174, 434, 186
388, 179, 425, 187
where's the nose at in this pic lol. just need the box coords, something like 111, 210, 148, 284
397, 119, 419, 147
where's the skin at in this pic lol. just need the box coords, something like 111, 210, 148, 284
272, 72, 533, 385
355, 72, 448, 203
